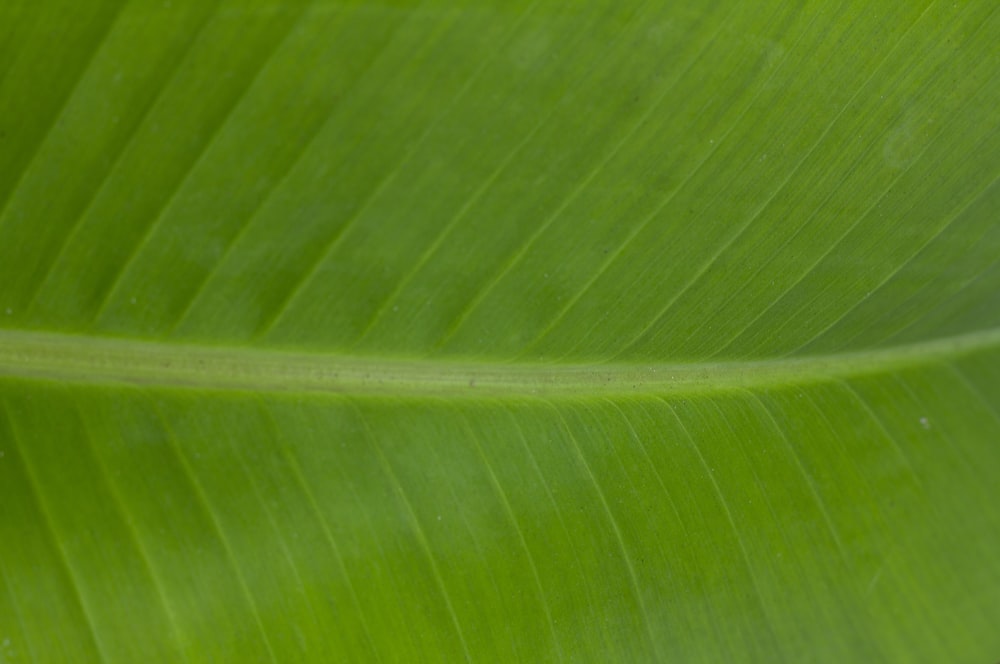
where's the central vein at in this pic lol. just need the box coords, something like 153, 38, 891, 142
0, 328, 997, 397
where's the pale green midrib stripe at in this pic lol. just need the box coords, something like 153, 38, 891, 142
0, 328, 998, 398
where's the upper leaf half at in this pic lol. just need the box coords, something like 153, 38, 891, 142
1, 0, 996, 361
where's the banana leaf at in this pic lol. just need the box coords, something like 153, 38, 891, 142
1, 0, 998, 661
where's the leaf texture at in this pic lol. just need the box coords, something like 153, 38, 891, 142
1, 0, 999, 661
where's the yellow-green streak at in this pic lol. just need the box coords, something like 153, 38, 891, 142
1, 328, 998, 398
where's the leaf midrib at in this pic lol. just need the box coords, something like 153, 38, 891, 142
1, 328, 998, 397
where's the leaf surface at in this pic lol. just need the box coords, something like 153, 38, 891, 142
1, 0, 999, 661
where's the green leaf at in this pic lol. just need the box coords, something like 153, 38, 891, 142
1, 1, 998, 661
